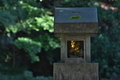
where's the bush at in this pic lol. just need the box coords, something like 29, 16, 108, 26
0, 70, 53, 80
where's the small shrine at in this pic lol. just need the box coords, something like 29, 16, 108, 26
54, 7, 99, 80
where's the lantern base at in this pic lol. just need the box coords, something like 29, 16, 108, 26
65, 59, 86, 63
53, 63, 99, 80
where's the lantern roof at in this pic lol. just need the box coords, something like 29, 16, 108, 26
54, 7, 98, 36
54, 7, 98, 23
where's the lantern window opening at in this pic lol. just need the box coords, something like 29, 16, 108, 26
67, 40, 85, 59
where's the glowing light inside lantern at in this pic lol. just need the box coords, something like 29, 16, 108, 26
67, 41, 84, 58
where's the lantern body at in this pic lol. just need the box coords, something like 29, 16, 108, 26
61, 34, 91, 63
54, 8, 98, 63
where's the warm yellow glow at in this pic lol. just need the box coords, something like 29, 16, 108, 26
69, 41, 80, 53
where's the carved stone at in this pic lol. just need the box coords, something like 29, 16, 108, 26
54, 8, 98, 35
54, 8, 99, 80
54, 23, 98, 34
60, 35, 91, 63
54, 63, 99, 80
54, 8, 98, 23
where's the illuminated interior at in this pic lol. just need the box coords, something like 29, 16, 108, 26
67, 41, 84, 58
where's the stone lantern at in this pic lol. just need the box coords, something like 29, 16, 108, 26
54, 8, 98, 63
54, 8, 99, 80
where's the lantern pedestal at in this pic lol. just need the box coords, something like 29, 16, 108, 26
53, 63, 99, 80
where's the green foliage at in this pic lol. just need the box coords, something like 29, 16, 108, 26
35, 15, 54, 32
13, 37, 42, 62
0, 0, 59, 62
0, 70, 53, 80
69, 16, 82, 19
0, 0, 54, 35
0, 10, 15, 27
58, 0, 99, 7
0, 0, 59, 76
91, 33, 120, 78
0, 63, 26, 75
91, 6, 120, 79
116, 0, 120, 4
31, 33, 60, 51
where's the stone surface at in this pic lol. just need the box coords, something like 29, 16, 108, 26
54, 23, 98, 34
54, 8, 98, 35
60, 35, 91, 63
65, 59, 86, 63
53, 63, 99, 80
54, 8, 98, 23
